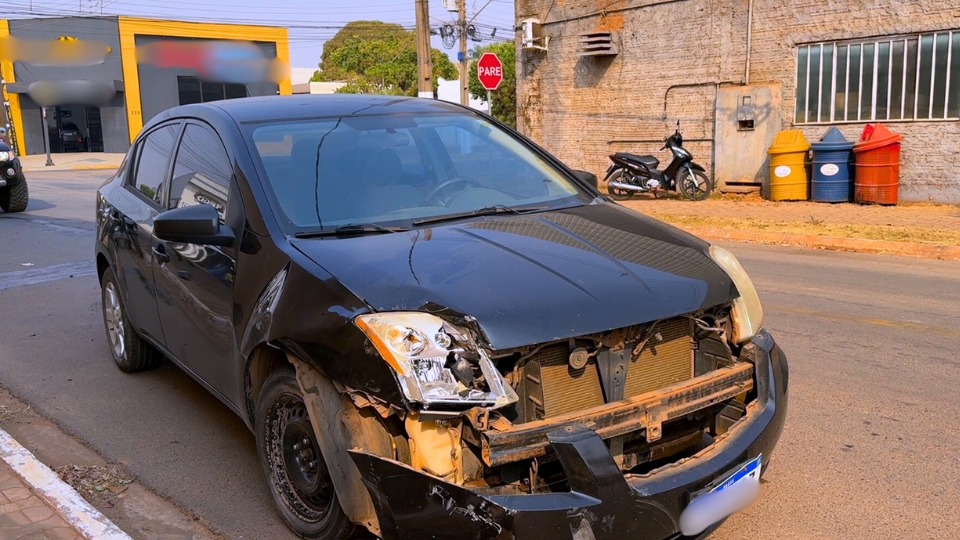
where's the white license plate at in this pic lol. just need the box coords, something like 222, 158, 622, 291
679, 454, 763, 536
712, 454, 762, 493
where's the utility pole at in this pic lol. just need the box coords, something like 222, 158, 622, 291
414, 0, 433, 98
458, 0, 468, 105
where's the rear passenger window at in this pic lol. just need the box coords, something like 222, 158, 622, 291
132, 124, 179, 205
169, 124, 232, 221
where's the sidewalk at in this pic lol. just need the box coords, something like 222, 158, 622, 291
19, 153, 124, 173
0, 426, 131, 540
0, 460, 82, 540
621, 194, 960, 261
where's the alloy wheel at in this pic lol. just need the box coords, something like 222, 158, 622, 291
103, 281, 125, 358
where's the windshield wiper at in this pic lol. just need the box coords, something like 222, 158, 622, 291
412, 205, 549, 226
294, 223, 409, 238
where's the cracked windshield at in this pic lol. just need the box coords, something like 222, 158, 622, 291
250, 113, 589, 230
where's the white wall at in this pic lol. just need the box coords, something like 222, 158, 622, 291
437, 77, 488, 112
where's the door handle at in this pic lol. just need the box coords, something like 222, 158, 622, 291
152, 244, 169, 263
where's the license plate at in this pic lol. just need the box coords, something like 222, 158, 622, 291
711, 454, 762, 494
678, 454, 763, 536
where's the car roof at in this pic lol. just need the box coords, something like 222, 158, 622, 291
203, 94, 473, 124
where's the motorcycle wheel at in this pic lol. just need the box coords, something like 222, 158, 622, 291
677, 168, 712, 201
606, 170, 636, 201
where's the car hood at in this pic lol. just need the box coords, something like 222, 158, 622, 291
291, 203, 737, 350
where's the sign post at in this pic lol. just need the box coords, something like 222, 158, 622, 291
476, 52, 502, 115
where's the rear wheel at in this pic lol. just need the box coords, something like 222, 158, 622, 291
677, 168, 712, 201
606, 169, 635, 201
100, 269, 163, 372
0, 177, 28, 213
257, 368, 355, 540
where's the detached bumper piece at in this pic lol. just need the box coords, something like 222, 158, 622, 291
349, 332, 788, 540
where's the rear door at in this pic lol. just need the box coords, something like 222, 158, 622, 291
111, 121, 181, 345
154, 121, 242, 401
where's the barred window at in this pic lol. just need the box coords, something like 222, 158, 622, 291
795, 32, 960, 123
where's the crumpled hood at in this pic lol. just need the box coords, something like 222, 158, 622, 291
291, 203, 736, 350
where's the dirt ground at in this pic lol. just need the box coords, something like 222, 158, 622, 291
619, 193, 960, 246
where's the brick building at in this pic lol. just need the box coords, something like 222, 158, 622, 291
514, 0, 960, 203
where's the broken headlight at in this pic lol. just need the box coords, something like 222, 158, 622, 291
354, 312, 518, 410
709, 245, 764, 343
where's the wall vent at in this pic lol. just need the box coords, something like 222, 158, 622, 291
578, 32, 618, 57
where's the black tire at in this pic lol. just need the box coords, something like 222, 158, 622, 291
606, 169, 635, 201
677, 168, 712, 201
0, 176, 28, 213
256, 368, 355, 540
100, 269, 163, 372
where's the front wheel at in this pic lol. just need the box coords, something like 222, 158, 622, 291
677, 167, 712, 201
257, 368, 356, 540
606, 169, 635, 201
0, 176, 28, 213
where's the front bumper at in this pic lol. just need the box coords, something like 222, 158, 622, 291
0, 160, 22, 188
350, 330, 788, 540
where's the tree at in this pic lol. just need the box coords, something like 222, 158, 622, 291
318, 21, 457, 96
309, 70, 322, 82
468, 41, 516, 128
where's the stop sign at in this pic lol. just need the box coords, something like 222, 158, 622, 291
476, 52, 503, 91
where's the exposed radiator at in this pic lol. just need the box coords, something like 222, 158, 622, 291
520, 318, 695, 421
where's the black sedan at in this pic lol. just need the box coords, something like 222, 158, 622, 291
94, 95, 787, 540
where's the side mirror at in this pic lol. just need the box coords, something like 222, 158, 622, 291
154, 204, 234, 247
572, 169, 598, 189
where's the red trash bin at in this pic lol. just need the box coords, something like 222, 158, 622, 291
853, 123, 902, 205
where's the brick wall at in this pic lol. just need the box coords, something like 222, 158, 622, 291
516, 0, 960, 203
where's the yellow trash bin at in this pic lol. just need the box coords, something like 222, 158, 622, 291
767, 130, 811, 201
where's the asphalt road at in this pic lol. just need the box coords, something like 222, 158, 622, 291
2, 170, 959, 539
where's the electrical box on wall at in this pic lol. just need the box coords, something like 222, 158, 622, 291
737, 95, 756, 131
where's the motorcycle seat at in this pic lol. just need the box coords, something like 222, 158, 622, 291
616, 152, 660, 168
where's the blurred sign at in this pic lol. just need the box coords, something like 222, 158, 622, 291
136, 40, 288, 84
27, 80, 116, 107
0, 35, 111, 66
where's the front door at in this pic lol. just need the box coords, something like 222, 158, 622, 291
154, 122, 241, 402
112, 122, 182, 345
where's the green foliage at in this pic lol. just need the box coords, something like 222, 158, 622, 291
468, 41, 516, 128
309, 70, 323, 82
319, 20, 457, 97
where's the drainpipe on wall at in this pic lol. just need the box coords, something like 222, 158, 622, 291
744, 0, 754, 85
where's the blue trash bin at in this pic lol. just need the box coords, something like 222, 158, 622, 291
810, 127, 855, 202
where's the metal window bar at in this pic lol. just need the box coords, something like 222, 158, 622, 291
846, 45, 852, 121
887, 40, 894, 120
872, 41, 880, 120
856, 43, 863, 120
818, 45, 824, 122
930, 33, 937, 118
827, 41, 840, 122
902, 38, 909, 119
805, 45, 812, 124
914, 34, 923, 120
946, 31, 954, 118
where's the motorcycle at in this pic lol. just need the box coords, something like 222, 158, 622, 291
603, 121, 712, 201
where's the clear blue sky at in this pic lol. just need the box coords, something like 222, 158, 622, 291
5, 0, 515, 67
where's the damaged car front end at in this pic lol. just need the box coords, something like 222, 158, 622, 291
281, 237, 787, 540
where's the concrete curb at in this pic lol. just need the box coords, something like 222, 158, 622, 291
0, 426, 132, 540
678, 226, 960, 261
22, 164, 118, 173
